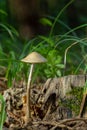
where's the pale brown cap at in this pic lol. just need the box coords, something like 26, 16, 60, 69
21, 52, 47, 63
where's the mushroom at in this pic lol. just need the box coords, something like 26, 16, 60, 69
21, 52, 47, 123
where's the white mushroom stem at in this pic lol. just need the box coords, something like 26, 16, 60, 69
26, 64, 34, 122
21, 52, 47, 123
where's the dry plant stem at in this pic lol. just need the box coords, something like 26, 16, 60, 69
79, 93, 87, 117
33, 120, 73, 130
26, 64, 34, 123
33, 118, 87, 130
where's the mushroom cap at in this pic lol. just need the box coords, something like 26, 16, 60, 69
21, 52, 47, 63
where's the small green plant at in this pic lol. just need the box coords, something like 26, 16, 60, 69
44, 49, 64, 78
0, 94, 6, 130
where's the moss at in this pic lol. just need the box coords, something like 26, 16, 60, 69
59, 87, 83, 116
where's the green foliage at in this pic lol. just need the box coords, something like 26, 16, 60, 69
0, 9, 7, 16
0, 0, 87, 84
39, 17, 52, 26
44, 50, 64, 78
49, 0, 75, 36
60, 88, 83, 115
0, 94, 6, 130
5, 51, 24, 87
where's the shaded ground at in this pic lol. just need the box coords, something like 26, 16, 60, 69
0, 76, 87, 130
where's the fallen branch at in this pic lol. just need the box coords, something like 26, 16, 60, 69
33, 117, 87, 130
33, 120, 73, 130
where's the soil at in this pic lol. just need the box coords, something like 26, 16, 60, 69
1, 75, 87, 130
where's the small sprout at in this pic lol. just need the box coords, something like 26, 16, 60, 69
21, 52, 47, 123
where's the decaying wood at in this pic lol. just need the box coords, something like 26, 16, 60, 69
3, 74, 87, 129
38, 75, 87, 105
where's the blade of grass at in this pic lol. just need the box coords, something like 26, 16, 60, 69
74, 55, 87, 74
64, 38, 87, 68
47, 15, 77, 36
53, 23, 87, 48
49, 0, 74, 36
64, 24, 87, 36
0, 23, 14, 40
55, 37, 87, 48
0, 95, 6, 130
0, 9, 7, 16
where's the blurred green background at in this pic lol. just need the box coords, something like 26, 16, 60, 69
0, 0, 87, 86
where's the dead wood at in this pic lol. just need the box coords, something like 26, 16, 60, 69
3, 74, 87, 130
38, 75, 87, 105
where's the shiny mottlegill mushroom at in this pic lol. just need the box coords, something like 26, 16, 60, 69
21, 52, 47, 123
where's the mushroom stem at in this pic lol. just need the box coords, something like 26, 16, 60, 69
21, 52, 47, 123
26, 64, 34, 122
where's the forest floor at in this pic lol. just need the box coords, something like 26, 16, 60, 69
1, 76, 87, 130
